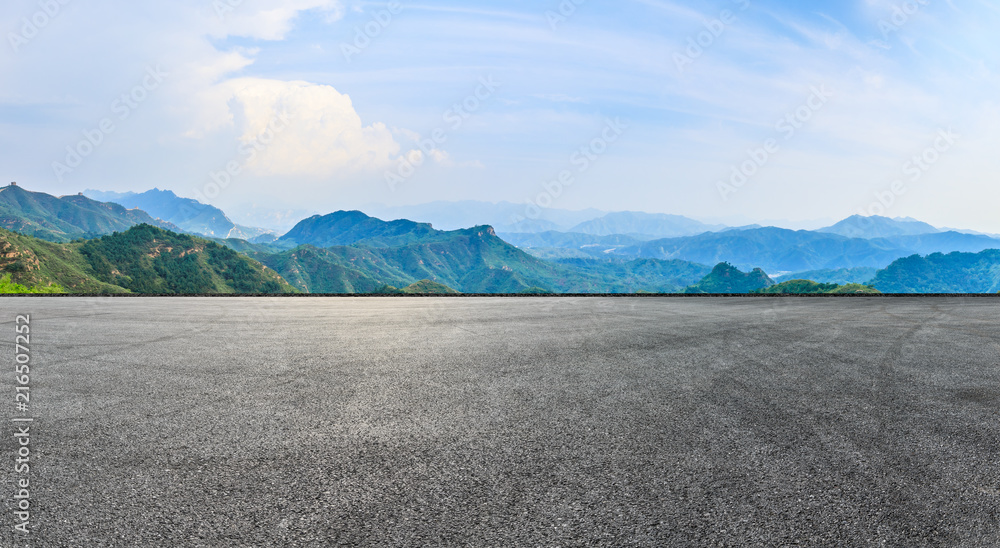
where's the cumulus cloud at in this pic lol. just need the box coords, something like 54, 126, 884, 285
213, 78, 410, 176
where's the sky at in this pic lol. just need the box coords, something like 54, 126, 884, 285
1, 0, 999, 231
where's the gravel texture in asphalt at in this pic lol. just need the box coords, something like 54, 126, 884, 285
1, 297, 999, 546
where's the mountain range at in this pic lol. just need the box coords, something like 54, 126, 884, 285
361, 200, 606, 233
0, 184, 180, 241
868, 250, 1000, 293
84, 188, 274, 240
242, 211, 711, 293
2, 183, 1000, 294
503, 221, 1000, 276
567, 211, 724, 239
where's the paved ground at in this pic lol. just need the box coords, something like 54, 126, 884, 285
1, 297, 999, 547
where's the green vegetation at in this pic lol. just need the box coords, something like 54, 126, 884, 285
401, 280, 460, 294
869, 250, 1000, 293
0, 273, 64, 294
683, 262, 774, 293
6, 196, 996, 295
251, 210, 711, 294
752, 279, 880, 294
826, 283, 881, 294
753, 279, 839, 293
279, 211, 441, 248
0, 225, 295, 294
369, 280, 460, 294
520, 287, 553, 294
248, 228, 714, 294
0, 229, 129, 293
79, 225, 293, 294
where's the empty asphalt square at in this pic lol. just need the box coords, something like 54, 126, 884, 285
2, 297, 998, 546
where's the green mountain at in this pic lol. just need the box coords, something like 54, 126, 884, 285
817, 215, 940, 239
278, 210, 441, 248
568, 211, 722, 238
84, 188, 273, 240
402, 279, 460, 294
0, 225, 295, 294
869, 249, 1000, 293
253, 227, 581, 294
80, 225, 295, 294
376, 279, 461, 294
0, 228, 133, 293
629, 227, 1000, 273
244, 212, 712, 293
683, 262, 774, 293
0, 184, 181, 242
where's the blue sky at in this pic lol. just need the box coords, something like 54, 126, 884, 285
1, 0, 998, 231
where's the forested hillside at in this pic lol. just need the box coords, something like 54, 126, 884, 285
0, 225, 294, 294
869, 250, 1000, 293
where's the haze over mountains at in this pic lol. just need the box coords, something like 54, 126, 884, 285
362, 201, 606, 233
84, 189, 275, 241
3, 183, 1000, 294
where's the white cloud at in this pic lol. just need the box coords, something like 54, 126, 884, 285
213, 78, 410, 176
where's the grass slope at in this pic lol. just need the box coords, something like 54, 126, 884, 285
0, 273, 64, 293
0, 228, 129, 293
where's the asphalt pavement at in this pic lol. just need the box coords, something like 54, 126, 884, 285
2, 297, 999, 547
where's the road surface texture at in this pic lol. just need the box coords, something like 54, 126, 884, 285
2, 297, 999, 547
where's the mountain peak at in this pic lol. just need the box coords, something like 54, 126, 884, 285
569, 211, 722, 238
818, 215, 939, 239
279, 210, 437, 248
683, 262, 774, 293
